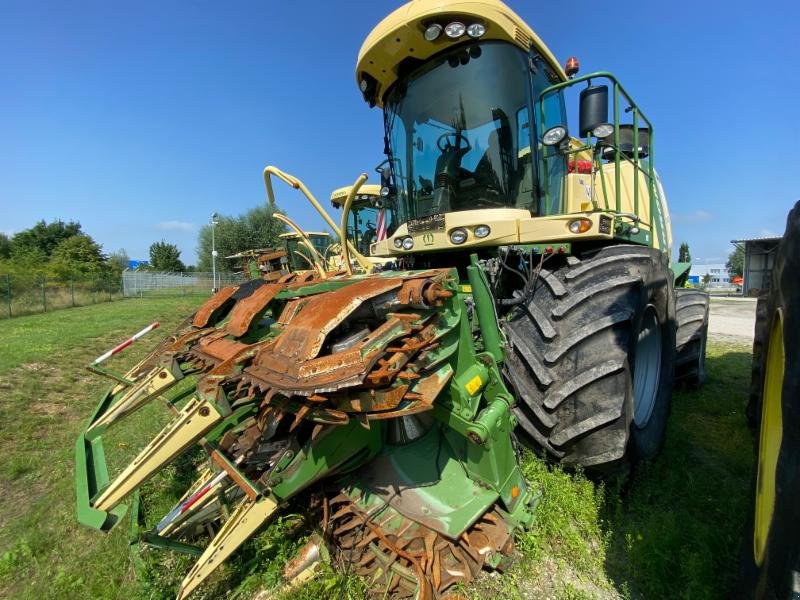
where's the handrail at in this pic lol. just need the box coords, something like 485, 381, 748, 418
538, 71, 662, 249
272, 213, 327, 279
339, 173, 369, 276
262, 166, 373, 273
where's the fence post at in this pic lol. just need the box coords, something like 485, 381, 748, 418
42, 275, 47, 312
5, 274, 10, 319
70, 277, 75, 307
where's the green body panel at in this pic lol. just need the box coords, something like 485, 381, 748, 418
75, 386, 129, 531
271, 420, 383, 500
671, 261, 692, 285
348, 424, 500, 538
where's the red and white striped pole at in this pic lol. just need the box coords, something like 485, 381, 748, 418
92, 322, 160, 365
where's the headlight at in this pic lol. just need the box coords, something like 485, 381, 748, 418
542, 125, 567, 146
449, 228, 468, 244
402, 236, 414, 250
393, 237, 403, 249
474, 224, 491, 238
380, 186, 390, 197
424, 23, 443, 41
444, 22, 466, 38
466, 23, 486, 38
591, 123, 614, 138
568, 218, 593, 234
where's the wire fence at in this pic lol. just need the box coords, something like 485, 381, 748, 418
0, 271, 247, 320
121, 271, 246, 297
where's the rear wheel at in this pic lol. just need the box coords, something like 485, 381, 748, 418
738, 201, 800, 599
502, 245, 676, 469
674, 288, 709, 386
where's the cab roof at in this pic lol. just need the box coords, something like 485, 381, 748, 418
330, 183, 383, 208
356, 0, 566, 108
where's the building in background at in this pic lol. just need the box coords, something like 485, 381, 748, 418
688, 264, 733, 288
730, 237, 782, 296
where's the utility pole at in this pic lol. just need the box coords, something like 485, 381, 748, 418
211, 212, 219, 292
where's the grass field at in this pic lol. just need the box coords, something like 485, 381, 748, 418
0, 298, 755, 599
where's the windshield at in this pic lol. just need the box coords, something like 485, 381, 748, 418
347, 204, 392, 255
385, 42, 537, 223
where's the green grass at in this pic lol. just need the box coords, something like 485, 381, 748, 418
0, 298, 754, 600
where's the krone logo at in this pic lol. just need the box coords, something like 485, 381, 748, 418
422, 233, 434, 246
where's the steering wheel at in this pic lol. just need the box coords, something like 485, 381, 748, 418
437, 131, 471, 152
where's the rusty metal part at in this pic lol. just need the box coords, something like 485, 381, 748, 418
209, 450, 260, 501
396, 278, 453, 309
283, 534, 323, 581
193, 286, 239, 328
324, 492, 512, 599
243, 314, 414, 394
226, 283, 282, 337
274, 278, 405, 361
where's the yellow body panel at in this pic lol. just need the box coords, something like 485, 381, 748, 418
371, 208, 615, 256
356, 0, 566, 107
93, 397, 223, 512
592, 161, 672, 252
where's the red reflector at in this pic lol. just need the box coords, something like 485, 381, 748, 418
545, 246, 553, 254
568, 160, 592, 174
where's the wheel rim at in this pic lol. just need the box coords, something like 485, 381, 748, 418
633, 306, 662, 428
754, 309, 784, 566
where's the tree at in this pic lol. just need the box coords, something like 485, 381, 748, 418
107, 249, 130, 271
149, 240, 185, 272
678, 242, 691, 263
727, 245, 744, 277
49, 235, 106, 280
196, 205, 286, 272
11, 219, 83, 258
0, 233, 10, 259
701, 273, 712, 288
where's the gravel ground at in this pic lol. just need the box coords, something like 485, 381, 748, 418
707, 296, 757, 343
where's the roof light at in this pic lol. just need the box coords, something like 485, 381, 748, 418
542, 125, 567, 146
380, 186, 390, 197
424, 23, 443, 41
359, 79, 368, 92
402, 236, 414, 250
474, 225, 491, 238
444, 22, 466, 38
449, 228, 468, 245
466, 23, 486, 38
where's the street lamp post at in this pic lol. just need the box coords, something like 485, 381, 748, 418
211, 212, 219, 292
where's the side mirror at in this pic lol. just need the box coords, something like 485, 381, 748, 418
579, 84, 609, 137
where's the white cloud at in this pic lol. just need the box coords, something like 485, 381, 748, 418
155, 220, 196, 232
671, 210, 713, 225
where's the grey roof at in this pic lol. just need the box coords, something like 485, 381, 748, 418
730, 236, 782, 244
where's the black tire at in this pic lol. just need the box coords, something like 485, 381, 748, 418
674, 288, 709, 386
502, 245, 676, 469
747, 290, 772, 427
737, 201, 800, 599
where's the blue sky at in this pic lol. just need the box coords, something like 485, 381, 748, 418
2, 0, 798, 265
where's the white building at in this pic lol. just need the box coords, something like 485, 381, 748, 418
688, 264, 733, 288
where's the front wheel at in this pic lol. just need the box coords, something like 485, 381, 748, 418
502, 245, 676, 469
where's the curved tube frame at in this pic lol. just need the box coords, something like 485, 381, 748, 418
339, 173, 368, 276
263, 166, 373, 273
